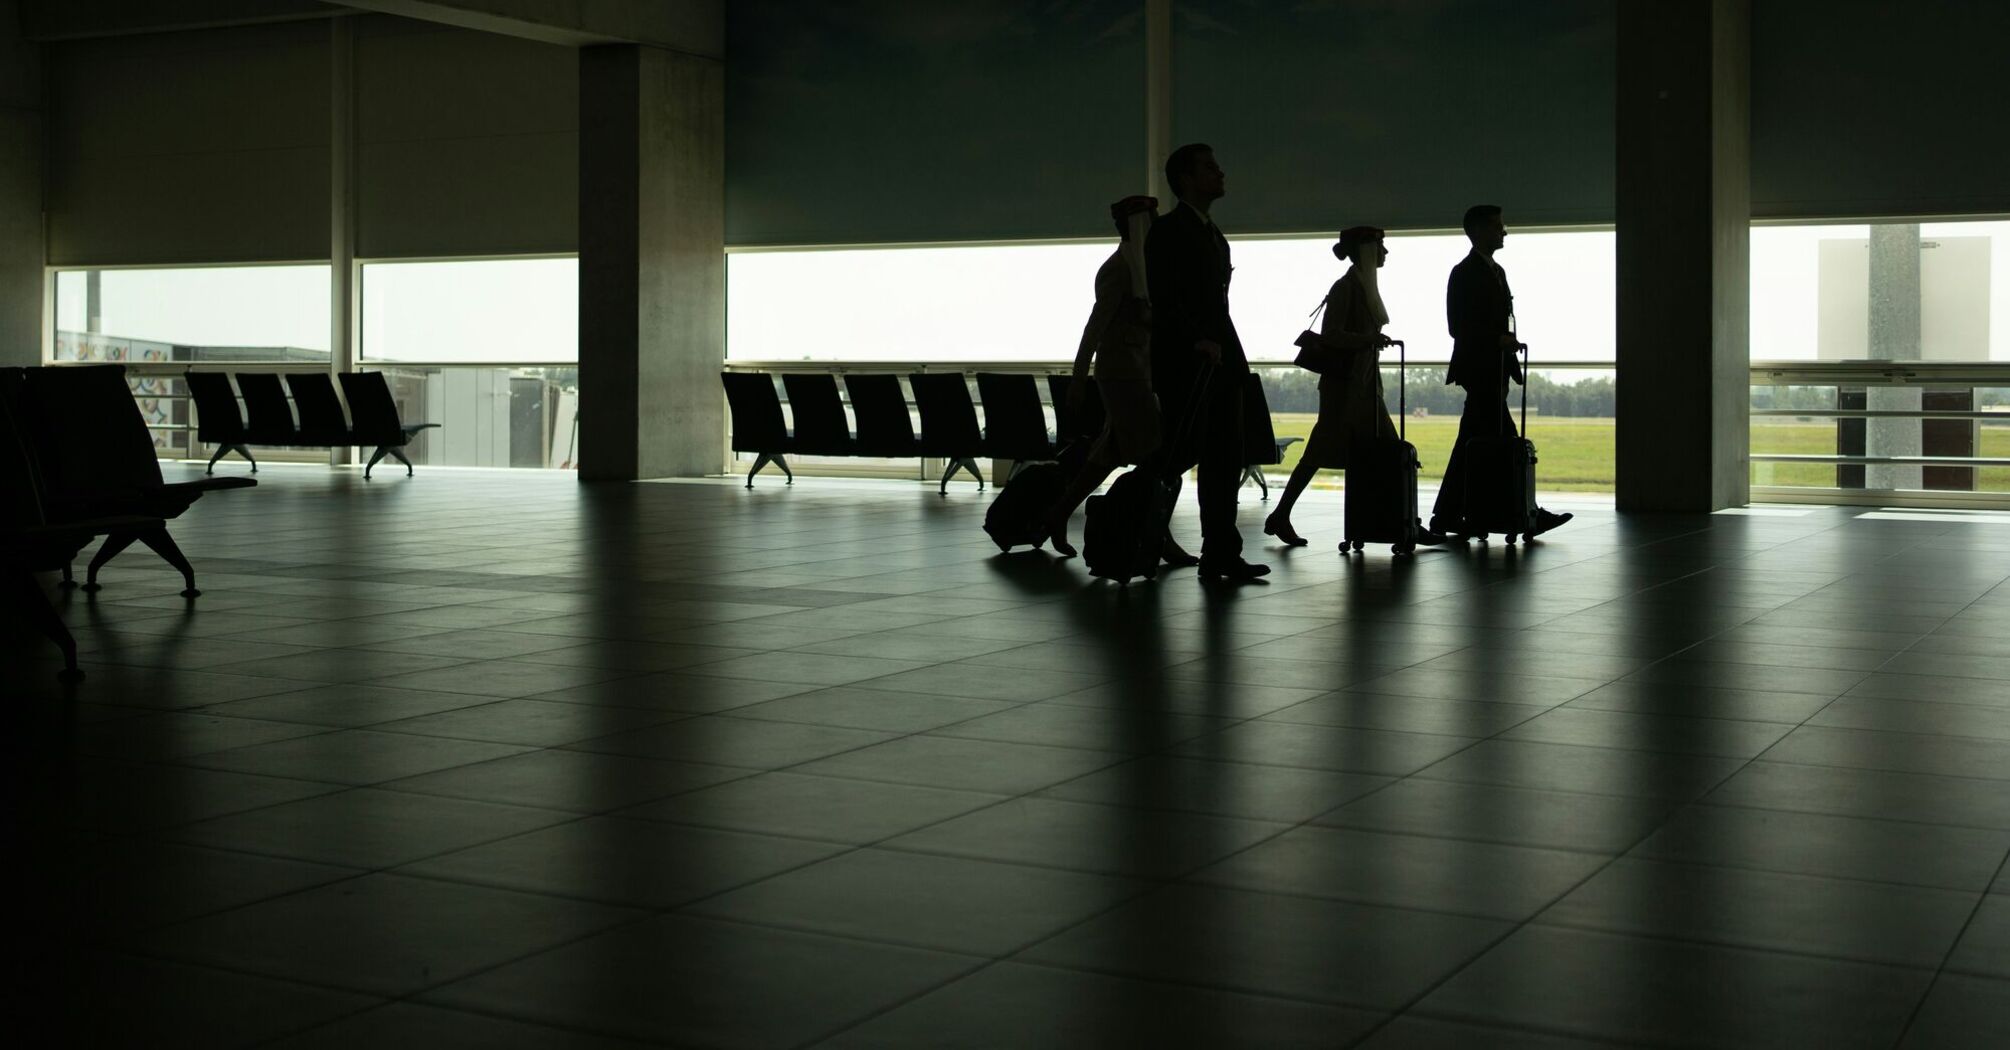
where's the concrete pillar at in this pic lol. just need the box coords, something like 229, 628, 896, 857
577, 44, 724, 481
0, 0, 42, 368
1145, 0, 1171, 202
1864, 224, 1922, 490
330, 16, 356, 466
1615, 0, 1751, 511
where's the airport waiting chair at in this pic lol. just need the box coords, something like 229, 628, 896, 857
339, 371, 440, 479
1047, 373, 1105, 447
721, 372, 793, 488
0, 383, 163, 680
285, 372, 351, 447
908, 372, 986, 494
780, 374, 855, 457
844, 373, 920, 459
234, 372, 297, 455
975, 372, 1057, 479
1240, 372, 1300, 500
184, 371, 255, 475
5, 364, 254, 597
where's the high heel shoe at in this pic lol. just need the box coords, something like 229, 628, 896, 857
1263, 515, 1309, 547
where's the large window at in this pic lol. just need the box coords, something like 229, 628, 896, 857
359, 257, 579, 470
360, 257, 578, 363
53, 265, 331, 363
50, 265, 332, 462
726, 229, 1616, 365
728, 229, 1618, 491
1751, 220, 2010, 363
1750, 218, 2010, 498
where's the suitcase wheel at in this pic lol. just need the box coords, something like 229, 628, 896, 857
1351, 540, 1364, 553
1394, 543, 1415, 556
1505, 534, 1519, 545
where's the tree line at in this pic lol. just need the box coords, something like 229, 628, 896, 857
1260, 367, 1617, 418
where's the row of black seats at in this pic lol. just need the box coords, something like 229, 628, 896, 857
2, 365, 257, 680
185, 370, 438, 479
722, 371, 1094, 494
721, 370, 1301, 497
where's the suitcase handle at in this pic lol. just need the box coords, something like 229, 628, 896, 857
1499, 340, 1529, 437
1387, 338, 1406, 442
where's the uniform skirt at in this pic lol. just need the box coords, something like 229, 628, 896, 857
1296, 354, 1397, 469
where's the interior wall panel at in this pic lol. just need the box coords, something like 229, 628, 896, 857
1171, 0, 1616, 235
353, 15, 578, 257
1752, 0, 2010, 219
45, 19, 331, 265
725, 1, 1146, 246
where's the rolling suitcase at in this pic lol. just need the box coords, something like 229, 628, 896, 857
1082, 362, 1213, 585
1082, 466, 1171, 583
1342, 340, 1421, 555
1461, 341, 1540, 543
982, 443, 1087, 552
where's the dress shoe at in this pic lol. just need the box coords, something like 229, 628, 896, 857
1262, 515, 1309, 547
1530, 509, 1573, 537
1047, 528, 1078, 558
1414, 522, 1449, 546
1160, 544, 1201, 569
1198, 558, 1271, 581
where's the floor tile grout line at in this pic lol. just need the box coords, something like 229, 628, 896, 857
1873, 546, 2010, 1048
31, 474, 2010, 1046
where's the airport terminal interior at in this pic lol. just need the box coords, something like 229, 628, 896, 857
6, 2, 2010, 1047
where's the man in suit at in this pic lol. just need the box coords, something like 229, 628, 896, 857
1430, 204, 1571, 538
1146, 143, 1268, 580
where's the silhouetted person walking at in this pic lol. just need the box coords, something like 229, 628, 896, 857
1430, 204, 1570, 538
1044, 196, 1197, 567
1264, 226, 1446, 549
1146, 144, 1268, 581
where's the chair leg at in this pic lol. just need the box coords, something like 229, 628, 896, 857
963, 457, 986, 491
389, 446, 414, 476
1243, 466, 1270, 500
205, 443, 255, 474
82, 532, 141, 592
938, 457, 964, 495
11, 569, 82, 680
136, 527, 201, 598
364, 445, 391, 480
747, 452, 794, 489
60, 561, 75, 588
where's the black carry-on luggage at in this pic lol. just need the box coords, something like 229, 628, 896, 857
983, 442, 1088, 552
1082, 362, 1213, 584
1460, 341, 1540, 543
1342, 340, 1422, 556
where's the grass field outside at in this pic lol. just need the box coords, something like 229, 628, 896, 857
1264, 414, 2010, 494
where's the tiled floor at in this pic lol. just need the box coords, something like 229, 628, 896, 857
8, 464, 2010, 1048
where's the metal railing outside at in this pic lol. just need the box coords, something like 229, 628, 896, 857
1749, 360, 2010, 507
